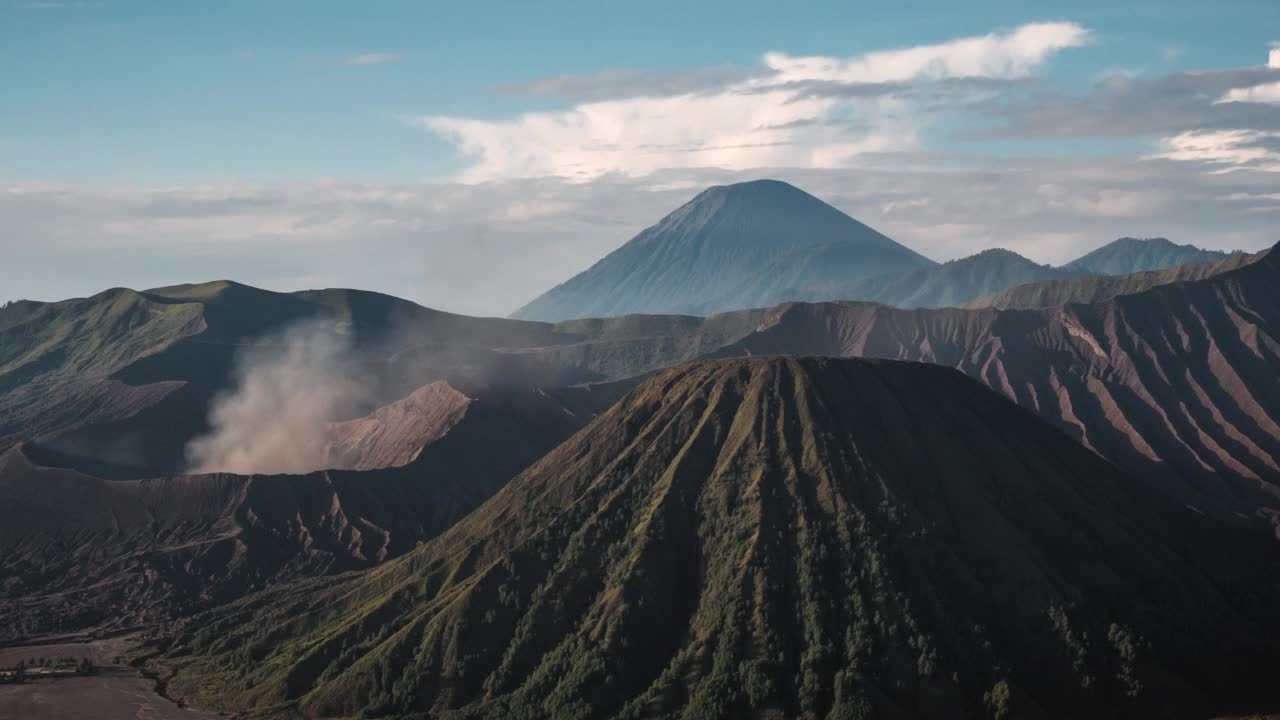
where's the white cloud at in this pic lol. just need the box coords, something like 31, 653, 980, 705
758, 22, 1090, 85
1156, 130, 1280, 171
344, 53, 400, 66
1219, 82, 1280, 105
1215, 47, 1280, 104
421, 22, 1089, 182
5, 157, 1278, 316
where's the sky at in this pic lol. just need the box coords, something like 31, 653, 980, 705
3, 0, 1279, 316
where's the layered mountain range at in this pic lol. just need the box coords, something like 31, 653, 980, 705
2, 179, 1278, 719
512, 181, 1239, 322
0, 380, 628, 641
1063, 236, 1237, 275
512, 180, 936, 321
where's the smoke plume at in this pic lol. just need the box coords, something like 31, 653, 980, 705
185, 320, 362, 475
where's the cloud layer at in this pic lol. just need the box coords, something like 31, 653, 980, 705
4, 24, 1280, 317
423, 22, 1090, 181
5, 156, 1277, 317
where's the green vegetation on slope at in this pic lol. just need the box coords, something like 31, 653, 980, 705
145, 357, 1280, 720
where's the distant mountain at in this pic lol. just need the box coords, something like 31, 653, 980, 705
1064, 237, 1236, 275
147, 357, 1280, 719
511, 179, 934, 321
966, 250, 1261, 310
763, 247, 1078, 309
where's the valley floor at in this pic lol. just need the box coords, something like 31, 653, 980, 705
0, 638, 219, 720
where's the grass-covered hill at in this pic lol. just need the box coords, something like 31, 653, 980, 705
145, 357, 1280, 720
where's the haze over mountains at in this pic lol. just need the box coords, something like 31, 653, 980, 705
3, 179, 1279, 719
512, 180, 935, 321
774, 247, 1074, 310
512, 180, 1238, 322
965, 249, 1262, 310
1064, 237, 1238, 275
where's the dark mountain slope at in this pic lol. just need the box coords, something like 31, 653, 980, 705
0, 380, 632, 642
0, 288, 206, 451
147, 357, 1280, 720
755, 247, 1078, 309
512, 180, 933, 321
1064, 237, 1236, 275
0, 280, 614, 478
966, 249, 1261, 310
706, 245, 1280, 530
1, 276, 785, 480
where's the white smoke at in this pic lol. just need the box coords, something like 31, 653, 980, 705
185, 320, 362, 475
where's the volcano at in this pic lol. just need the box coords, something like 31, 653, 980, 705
149, 357, 1280, 720
511, 179, 933, 321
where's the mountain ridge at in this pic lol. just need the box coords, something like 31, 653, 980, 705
965, 249, 1262, 310
756, 246, 1078, 309
701, 243, 1280, 531
1064, 237, 1237, 275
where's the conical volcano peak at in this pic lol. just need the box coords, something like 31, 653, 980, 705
652, 179, 882, 250
686, 178, 828, 209
512, 181, 933, 321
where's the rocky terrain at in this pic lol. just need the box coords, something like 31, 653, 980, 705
143, 358, 1280, 720
703, 244, 1280, 531
4, 243, 1279, 646
0, 380, 628, 642
323, 381, 474, 471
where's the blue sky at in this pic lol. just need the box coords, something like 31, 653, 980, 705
2, 1, 1279, 314
4, 0, 1276, 182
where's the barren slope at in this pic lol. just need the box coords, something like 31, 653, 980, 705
324, 381, 474, 471
708, 245, 1280, 530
